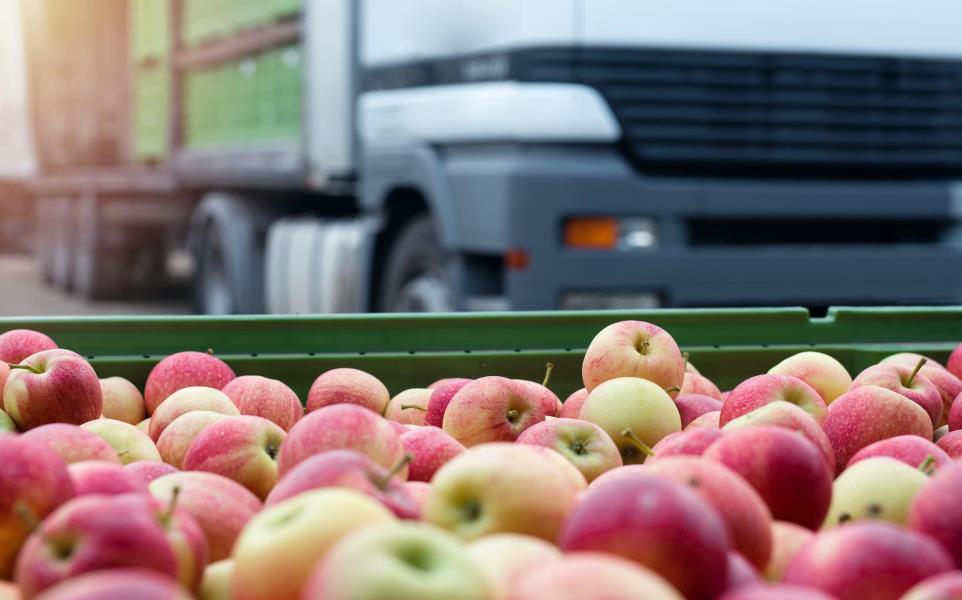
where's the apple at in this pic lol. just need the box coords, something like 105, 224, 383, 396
0, 409, 14, 433
442, 377, 545, 447
704, 426, 832, 529
514, 363, 563, 417
721, 401, 835, 472
150, 471, 262, 562
764, 521, 813, 582
768, 351, 852, 404
399, 426, 465, 482
579, 377, 681, 465
80, 419, 161, 465
719, 374, 826, 427
156, 411, 230, 469
0, 329, 57, 363
949, 343, 962, 379
784, 522, 954, 600
847, 435, 950, 471
465, 533, 561, 599
507, 553, 683, 600
581, 320, 685, 393
648, 427, 724, 460
686, 411, 720, 429
278, 404, 407, 478
719, 584, 837, 600
679, 372, 723, 400
823, 457, 928, 528
0, 362, 9, 408
423, 443, 580, 542
148, 387, 239, 442
231, 488, 395, 600
144, 351, 236, 415
98, 377, 146, 425
937, 430, 962, 458
935, 424, 949, 441
559, 388, 588, 419
425, 378, 472, 427
823, 386, 933, 473
13, 494, 180, 598
902, 572, 962, 600
303, 522, 490, 600
383, 388, 431, 425
559, 473, 730, 600
949, 392, 962, 431
4, 350, 101, 430
264, 449, 419, 519
726, 552, 761, 592
305, 368, 390, 415
0, 435, 75, 579
28, 569, 190, 600
882, 353, 962, 425
673, 394, 723, 427
124, 461, 178, 484
403, 481, 432, 514
182, 415, 285, 500
143, 493, 209, 593
516, 418, 622, 483
21, 424, 120, 465
851, 361, 942, 426
200, 560, 233, 600
908, 461, 962, 565
221, 375, 302, 432
137, 418, 150, 434
68, 461, 150, 496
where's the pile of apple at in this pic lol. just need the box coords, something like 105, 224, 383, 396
7, 320, 962, 599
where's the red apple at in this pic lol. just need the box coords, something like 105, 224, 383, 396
647, 427, 724, 461
27, 569, 190, 600
4, 350, 101, 430
399, 426, 465, 482
686, 411, 720, 429
144, 351, 235, 415
506, 553, 683, 600
847, 435, 950, 471
719, 584, 837, 600
903, 572, 962, 600
465, 533, 561, 598
156, 410, 230, 469
851, 361, 942, 426
581, 320, 685, 393
721, 401, 835, 472
908, 461, 962, 566
882, 353, 962, 425
559, 473, 730, 600
0, 329, 57, 363
21, 424, 120, 465
514, 364, 563, 417
949, 343, 962, 380
680, 372, 723, 400
726, 552, 761, 592
704, 426, 832, 529
516, 418, 622, 483
124, 461, 178, 485
148, 387, 240, 442
674, 394, 723, 427
305, 368, 389, 415
720, 374, 826, 427
936, 430, 962, 459
442, 376, 545, 447
425, 378, 471, 427
764, 521, 814, 582
784, 522, 954, 600
768, 351, 852, 405
221, 375, 302, 432
559, 388, 588, 419
68, 461, 149, 497
949, 392, 962, 431
403, 481, 431, 514
383, 388, 431, 425
98, 377, 146, 425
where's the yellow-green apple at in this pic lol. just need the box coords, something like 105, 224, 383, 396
0, 329, 57, 363
137, 418, 150, 433
649, 428, 724, 460
720, 374, 826, 427
579, 377, 681, 464
704, 426, 832, 529
302, 522, 490, 600
784, 522, 953, 600
908, 461, 962, 565
823, 457, 927, 528
581, 320, 685, 393
764, 521, 813, 582
4, 350, 101, 430
524, 445, 589, 493
182, 415, 285, 500
144, 351, 236, 415
150, 471, 262, 562
0, 436, 75, 579
399, 426, 465, 482
425, 378, 471, 427
148, 387, 239, 442
465, 533, 560, 599
264, 449, 419, 519
851, 361, 942, 426
306, 368, 389, 415
721, 401, 835, 472
680, 372, 723, 400
221, 375, 302, 432
231, 488, 395, 600
902, 572, 962, 600
199, 560, 233, 600
847, 435, 950, 471
726, 552, 761, 592
29, 569, 191, 600
686, 411, 720, 429
98, 377, 146, 425
515, 418, 622, 483
559, 388, 588, 419
559, 473, 730, 600
423, 443, 580, 542
441, 377, 545, 447
125, 461, 177, 484
823, 386, 933, 473
156, 411, 230, 469
644, 456, 773, 569
768, 351, 852, 404
0, 362, 8, 409
13, 494, 180, 598
719, 584, 837, 600
67, 461, 149, 496
507, 553, 683, 600
0, 409, 14, 433
80, 419, 160, 465
277, 404, 407, 478
674, 394, 723, 427
403, 481, 431, 513
21, 424, 120, 465
383, 388, 431, 425
0, 581, 19, 599
882, 353, 962, 425
937, 430, 962, 458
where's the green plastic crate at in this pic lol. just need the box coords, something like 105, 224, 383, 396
130, 0, 170, 63
2, 307, 962, 400
133, 64, 170, 161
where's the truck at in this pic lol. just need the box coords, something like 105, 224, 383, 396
10, 0, 962, 314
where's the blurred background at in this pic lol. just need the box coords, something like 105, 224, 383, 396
1, 0, 962, 317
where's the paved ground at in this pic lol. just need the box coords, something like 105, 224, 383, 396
0, 254, 189, 316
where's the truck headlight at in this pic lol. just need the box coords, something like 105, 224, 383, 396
564, 217, 658, 250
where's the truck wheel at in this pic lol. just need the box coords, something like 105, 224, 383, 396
192, 220, 236, 315
49, 198, 76, 291
379, 216, 454, 312
35, 198, 56, 284
73, 196, 127, 300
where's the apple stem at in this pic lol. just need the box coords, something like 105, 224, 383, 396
919, 455, 936, 476
542, 363, 555, 388
400, 404, 426, 412
7, 363, 42, 375
621, 428, 655, 457
377, 453, 413, 490
664, 386, 681, 394
161, 485, 182, 525
906, 357, 927, 387
682, 352, 690, 373
206, 348, 214, 355
506, 409, 520, 422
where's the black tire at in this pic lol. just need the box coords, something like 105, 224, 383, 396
378, 216, 454, 312
191, 220, 237, 315
49, 198, 76, 291
35, 199, 56, 285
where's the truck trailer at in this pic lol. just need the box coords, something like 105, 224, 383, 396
9, 0, 962, 313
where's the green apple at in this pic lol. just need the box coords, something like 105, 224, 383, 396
824, 457, 929, 528
199, 559, 233, 600
516, 418, 622, 483
0, 409, 15, 433
466, 533, 561, 599
80, 418, 161, 464
768, 351, 852, 404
